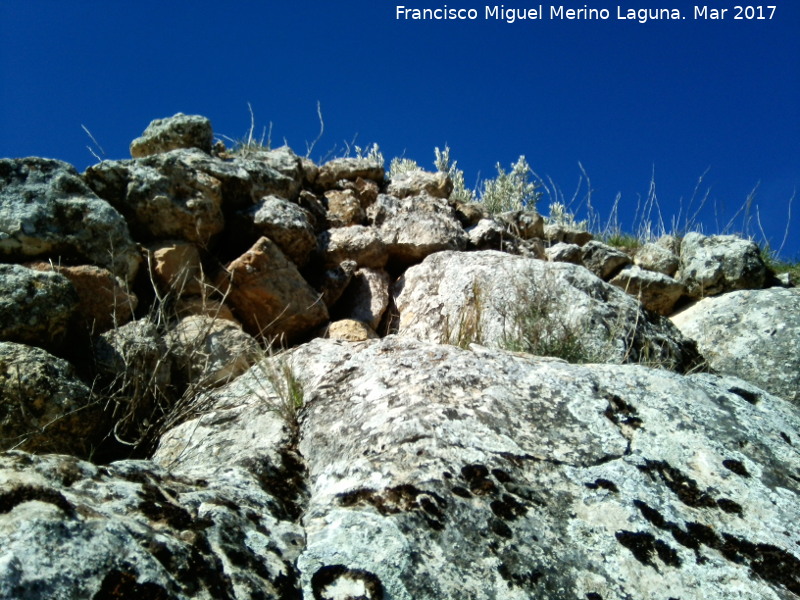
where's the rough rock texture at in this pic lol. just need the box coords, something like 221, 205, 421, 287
244, 195, 317, 267
315, 158, 384, 189
325, 319, 379, 341
386, 170, 453, 199
394, 251, 701, 371
130, 113, 214, 157
634, 241, 680, 276
333, 268, 390, 330
0, 452, 304, 600
318, 226, 388, 269
147, 241, 205, 296
0, 342, 102, 455
324, 189, 366, 228
543, 223, 593, 246
217, 237, 328, 342
581, 240, 633, 280
289, 337, 798, 599
368, 194, 467, 265
496, 210, 545, 240
0, 263, 78, 349
545, 241, 583, 264
0, 158, 140, 281
678, 233, 767, 298
610, 265, 686, 316
168, 315, 258, 388
671, 288, 800, 403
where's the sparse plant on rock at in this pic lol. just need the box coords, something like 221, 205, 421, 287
480, 155, 540, 214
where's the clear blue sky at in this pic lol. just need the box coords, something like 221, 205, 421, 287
2, 1, 798, 258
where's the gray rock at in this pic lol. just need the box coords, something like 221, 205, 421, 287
543, 222, 593, 246
678, 233, 767, 298
318, 226, 388, 269
0, 264, 78, 349
466, 218, 507, 250
318, 260, 358, 308
316, 158, 384, 189
545, 241, 583, 264
496, 209, 546, 240
386, 170, 453, 199
129, 113, 214, 157
286, 337, 800, 600
581, 240, 633, 280
610, 265, 686, 316
394, 250, 701, 371
368, 194, 467, 265
0, 343, 103, 455
0, 158, 140, 281
634, 241, 680, 276
671, 287, 800, 403
245, 195, 317, 266
0, 452, 304, 599
334, 268, 390, 330
324, 189, 366, 227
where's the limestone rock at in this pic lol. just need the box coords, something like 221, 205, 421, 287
325, 319, 379, 341
671, 287, 800, 403
496, 209, 546, 240
368, 194, 467, 265
678, 232, 767, 298
386, 170, 453, 199
610, 265, 685, 316
324, 189, 365, 227
245, 195, 317, 266
394, 250, 701, 371
318, 260, 358, 308
167, 315, 258, 388
318, 226, 388, 269
26, 263, 137, 334
316, 158, 384, 189
0, 158, 140, 281
581, 240, 632, 280
543, 222, 593, 246
0, 343, 103, 455
129, 113, 214, 157
634, 241, 680, 276
0, 263, 78, 349
146, 241, 205, 296
466, 218, 506, 250
545, 241, 583, 264
0, 452, 304, 599
333, 268, 390, 330
217, 237, 328, 343
286, 337, 800, 600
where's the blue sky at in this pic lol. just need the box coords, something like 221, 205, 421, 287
2, 1, 798, 258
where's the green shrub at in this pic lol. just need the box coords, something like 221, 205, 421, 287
480, 155, 540, 214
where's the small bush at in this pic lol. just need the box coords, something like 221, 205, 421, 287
480, 156, 540, 214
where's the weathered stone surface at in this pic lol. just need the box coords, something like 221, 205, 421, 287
245, 195, 316, 266
368, 194, 467, 265
217, 237, 328, 342
318, 260, 358, 308
286, 337, 800, 600
146, 241, 205, 296
671, 287, 800, 403
610, 265, 685, 316
656, 234, 681, 256
167, 315, 258, 388
325, 319, 379, 341
466, 218, 506, 250
0, 343, 103, 455
496, 210, 545, 240
394, 251, 701, 371
543, 222, 593, 246
0, 263, 77, 348
316, 158, 384, 189
324, 189, 365, 228
333, 268, 390, 330
0, 158, 140, 281
387, 170, 453, 199
340, 177, 380, 208
0, 452, 304, 599
678, 233, 767, 298
545, 241, 583, 264
26, 263, 136, 334
634, 241, 680, 276
130, 113, 214, 158
318, 226, 388, 269
452, 201, 486, 228
581, 240, 633, 280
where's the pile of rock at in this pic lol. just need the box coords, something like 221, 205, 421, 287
1, 113, 798, 599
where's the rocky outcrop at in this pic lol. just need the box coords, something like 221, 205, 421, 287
672, 288, 800, 403
678, 232, 767, 298
130, 113, 214, 158
610, 265, 686, 316
0, 158, 140, 281
242, 195, 317, 267
394, 251, 701, 371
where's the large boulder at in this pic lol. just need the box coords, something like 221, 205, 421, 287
129, 113, 214, 157
0, 452, 305, 599
217, 237, 329, 343
0, 342, 103, 455
671, 288, 800, 403
0, 263, 78, 349
394, 250, 701, 371
0, 158, 140, 281
678, 232, 767, 297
